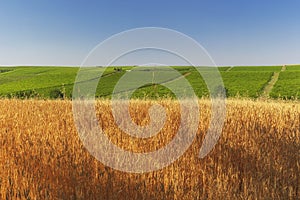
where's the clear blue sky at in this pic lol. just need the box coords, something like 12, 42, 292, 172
0, 0, 299, 66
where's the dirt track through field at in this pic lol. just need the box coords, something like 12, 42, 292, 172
225, 66, 234, 72
260, 65, 285, 98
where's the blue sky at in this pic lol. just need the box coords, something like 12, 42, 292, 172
0, 0, 299, 66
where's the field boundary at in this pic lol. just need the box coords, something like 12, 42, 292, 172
260, 65, 286, 98
281, 65, 286, 71
225, 66, 234, 72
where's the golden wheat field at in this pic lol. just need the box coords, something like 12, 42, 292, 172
0, 99, 299, 199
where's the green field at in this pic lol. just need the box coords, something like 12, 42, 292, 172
221, 71, 274, 98
0, 65, 299, 99
270, 71, 300, 99
230, 66, 282, 72
286, 65, 300, 71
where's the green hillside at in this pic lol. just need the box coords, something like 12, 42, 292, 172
0, 65, 299, 99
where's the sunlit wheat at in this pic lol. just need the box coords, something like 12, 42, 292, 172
0, 99, 299, 199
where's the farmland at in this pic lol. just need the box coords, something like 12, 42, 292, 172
270, 66, 300, 99
0, 99, 299, 199
0, 65, 299, 99
0, 65, 299, 199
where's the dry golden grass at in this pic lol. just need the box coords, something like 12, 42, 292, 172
0, 99, 299, 199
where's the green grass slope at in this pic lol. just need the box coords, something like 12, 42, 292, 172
0, 66, 299, 99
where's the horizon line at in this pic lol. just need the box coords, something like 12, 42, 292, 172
1, 64, 299, 67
